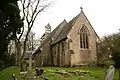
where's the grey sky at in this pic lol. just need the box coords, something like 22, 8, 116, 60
32, 0, 120, 38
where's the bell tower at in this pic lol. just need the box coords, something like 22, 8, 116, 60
45, 23, 51, 34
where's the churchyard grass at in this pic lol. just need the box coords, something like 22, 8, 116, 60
0, 66, 20, 80
0, 66, 119, 80
43, 67, 105, 80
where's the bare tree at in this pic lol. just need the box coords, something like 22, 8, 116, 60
27, 31, 40, 51
27, 31, 35, 51
15, 0, 51, 68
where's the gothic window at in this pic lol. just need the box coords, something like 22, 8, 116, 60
79, 25, 89, 49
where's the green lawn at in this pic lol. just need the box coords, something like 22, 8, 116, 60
0, 66, 20, 80
0, 66, 119, 80
42, 67, 120, 80
43, 67, 105, 80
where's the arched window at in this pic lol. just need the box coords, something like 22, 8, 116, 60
80, 25, 89, 49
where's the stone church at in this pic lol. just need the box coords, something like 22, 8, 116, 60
33, 8, 101, 67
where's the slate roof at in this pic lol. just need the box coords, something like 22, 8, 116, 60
51, 19, 67, 44
40, 19, 67, 46
52, 13, 80, 44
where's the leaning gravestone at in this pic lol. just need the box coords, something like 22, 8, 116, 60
105, 65, 115, 80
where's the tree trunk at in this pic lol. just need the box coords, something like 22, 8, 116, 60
20, 29, 30, 71
15, 40, 22, 66
20, 31, 29, 64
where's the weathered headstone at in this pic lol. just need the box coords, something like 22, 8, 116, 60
105, 65, 115, 80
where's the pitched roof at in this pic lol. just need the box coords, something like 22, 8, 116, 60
52, 13, 80, 44
51, 19, 67, 44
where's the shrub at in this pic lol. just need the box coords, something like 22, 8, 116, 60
97, 60, 114, 68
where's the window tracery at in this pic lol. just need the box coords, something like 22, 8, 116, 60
79, 25, 89, 49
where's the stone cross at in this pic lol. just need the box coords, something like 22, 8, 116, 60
28, 51, 33, 72
80, 7, 83, 10
105, 65, 115, 80
25, 51, 36, 80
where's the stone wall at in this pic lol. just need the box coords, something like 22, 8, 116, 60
51, 39, 71, 66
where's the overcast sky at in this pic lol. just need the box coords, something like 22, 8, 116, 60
32, 0, 120, 38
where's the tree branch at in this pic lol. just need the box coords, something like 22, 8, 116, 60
19, 0, 51, 65
29, 0, 40, 26
30, 4, 50, 29
21, 0, 30, 25
18, 26, 24, 40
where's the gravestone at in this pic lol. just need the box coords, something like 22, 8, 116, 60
36, 68, 44, 76
25, 51, 36, 80
105, 65, 115, 80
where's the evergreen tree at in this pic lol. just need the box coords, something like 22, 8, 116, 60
0, 0, 23, 69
